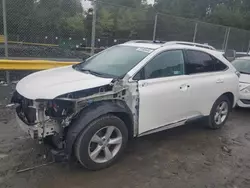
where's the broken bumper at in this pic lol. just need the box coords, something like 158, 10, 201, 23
16, 113, 69, 162
16, 112, 61, 140
16, 113, 40, 139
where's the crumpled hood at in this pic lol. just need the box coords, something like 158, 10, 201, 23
16, 66, 113, 100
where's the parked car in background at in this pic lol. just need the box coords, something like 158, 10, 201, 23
236, 52, 250, 58
232, 57, 250, 108
11, 41, 239, 170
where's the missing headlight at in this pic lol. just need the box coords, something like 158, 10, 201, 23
45, 100, 75, 118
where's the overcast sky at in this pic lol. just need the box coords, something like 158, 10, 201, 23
81, 0, 155, 10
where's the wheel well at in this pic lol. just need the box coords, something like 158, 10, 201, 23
110, 112, 134, 139
65, 101, 134, 157
222, 92, 234, 108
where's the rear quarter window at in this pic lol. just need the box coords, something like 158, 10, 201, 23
185, 50, 228, 74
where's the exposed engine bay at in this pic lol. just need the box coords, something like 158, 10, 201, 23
11, 79, 139, 151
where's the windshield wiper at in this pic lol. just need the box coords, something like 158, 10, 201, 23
73, 63, 117, 78
81, 68, 114, 78
81, 68, 96, 75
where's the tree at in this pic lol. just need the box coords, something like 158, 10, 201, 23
207, 4, 246, 28
3, 0, 35, 37
2, 0, 250, 48
61, 15, 85, 38
154, 0, 250, 30
35, 0, 63, 37
98, 0, 142, 7
61, 0, 83, 16
96, 8, 114, 36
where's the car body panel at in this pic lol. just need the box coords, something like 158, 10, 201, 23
138, 75, 191, 134
238, 74, 250, 107
232, 57, 250, 108
16, 66, 113, 100
12, 41, 239, 154
125, 44, 238, 135
237, 99, 250, 107
185, 70, 239, 115
239, 73, 250, 83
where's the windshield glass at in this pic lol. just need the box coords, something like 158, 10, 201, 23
74, 45, 152, 78
232, 59, 250, 74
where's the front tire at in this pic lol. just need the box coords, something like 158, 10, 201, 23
74, 114, 128, 170
207, 95, 231, 129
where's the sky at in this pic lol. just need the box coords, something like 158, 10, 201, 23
147, 0, 155, 4
81, 0, 155, 10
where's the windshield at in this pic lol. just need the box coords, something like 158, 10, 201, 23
232, 59, 250, 74
74, 45, 152, 78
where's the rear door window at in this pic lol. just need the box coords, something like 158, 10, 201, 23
185, 50, 227, 74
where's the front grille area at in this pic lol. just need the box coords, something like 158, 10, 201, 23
240, 99, 250, 105
12, 91, 37, 125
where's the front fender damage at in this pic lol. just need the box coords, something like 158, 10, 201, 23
34, 79, 139, 161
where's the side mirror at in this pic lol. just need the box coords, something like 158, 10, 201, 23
224, 49, 236, 62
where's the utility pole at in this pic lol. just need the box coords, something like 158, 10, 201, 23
153, 13, 158, 41
224, 27, 231, 51
2, 0, 9, 84
193, 23, 198, 43
247, 40, 250, 53
91, 0, 97, 56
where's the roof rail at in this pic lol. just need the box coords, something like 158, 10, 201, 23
125, 40, 152, 44
163, 41, 216, 50
125, 40, 166, 44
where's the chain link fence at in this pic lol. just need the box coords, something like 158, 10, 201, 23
1, 0, 250, 82
0, 0, 91, 60
94, 1, 156, 47
156, 13, 196, 42
93, 1, 250, 53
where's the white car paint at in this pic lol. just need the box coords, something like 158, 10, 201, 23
238, 75, 250, 107
138, 75, 191, 134
125, 43, 238, 135
232, 57, 250, 108
16, 66, 113, 100
185, 70, 238, 115
15, 41, 239, 138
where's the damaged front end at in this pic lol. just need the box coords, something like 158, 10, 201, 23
11, 79, 139, 156
11, 91, 74, 146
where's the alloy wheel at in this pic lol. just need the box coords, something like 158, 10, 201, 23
88, 126, 123, 163
214, 101, 229, 125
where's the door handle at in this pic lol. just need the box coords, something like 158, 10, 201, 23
216, 78, 224, 83
140, 82, 148, 87
180, 84, 190, 91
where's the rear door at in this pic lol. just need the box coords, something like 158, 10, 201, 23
183, 50, 230, 116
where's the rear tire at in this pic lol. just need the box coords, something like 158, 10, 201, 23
207, 95, 231, 129
74, 114, 128, 170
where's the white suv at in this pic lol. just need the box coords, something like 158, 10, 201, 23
12, 41, 239, 170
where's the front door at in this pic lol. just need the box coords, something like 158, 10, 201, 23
136, 50, 191, 134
